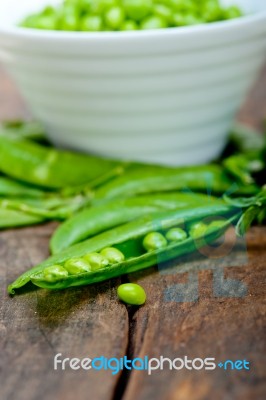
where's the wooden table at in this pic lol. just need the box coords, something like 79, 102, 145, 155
0, 65, 266, 400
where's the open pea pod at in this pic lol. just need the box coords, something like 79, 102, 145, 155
50, 192, 225, 254
8, 203, 244, 294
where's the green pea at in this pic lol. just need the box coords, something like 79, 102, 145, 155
176, 0, 197, 14
143, 231, 167, 252
34, 16, 58, 30
64, 258, 91, 274
42, 6, 56, 16
80, 0, 93, 12
165, 227, 187, 242
117, 283, 146, 305
154, 4, 173, 24
223, 6, 242, 20
80, 15, 103, 31
20, 16, 38, 28
189, 221, 208, 238
84, 252, 109, 271
91, 0, 118, 14
60, 14, 80, 30
124, 0, 152, 21
140, 15, 167, 30
100, 247, 125, 264
121, 20, 138, 30
173, 13, 202, 27
105, 6, 125, 30
43, 265, 69, 282
64, 0, 81, 5
202, 2, 222, 22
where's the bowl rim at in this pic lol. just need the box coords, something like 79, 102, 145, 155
0, 7, 266, 42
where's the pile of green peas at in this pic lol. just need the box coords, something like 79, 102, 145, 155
20, 0, 243, 32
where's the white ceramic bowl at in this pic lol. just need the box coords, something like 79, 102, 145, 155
0, 0, 266, 165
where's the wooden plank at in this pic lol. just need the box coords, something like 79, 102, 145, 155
122, 227, 266, 400
0, 224, 128, 400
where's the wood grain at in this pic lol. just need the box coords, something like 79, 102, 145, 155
0, 224, 128, 400
123, 228, 266, 400
0, 63, 266, 400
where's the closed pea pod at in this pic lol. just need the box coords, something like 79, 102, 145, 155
94, 164, 259, 201
50, 192, 219, 254
0, 176, 46, 198
0, 135, 119, 189
0, 207, 44, 229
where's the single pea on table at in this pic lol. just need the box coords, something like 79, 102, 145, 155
117, 283, 147, 305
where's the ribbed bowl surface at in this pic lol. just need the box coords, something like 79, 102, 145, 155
0, 0, 266, 164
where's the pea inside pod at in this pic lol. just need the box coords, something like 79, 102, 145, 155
84, 252, 109, 271
165, 227, 187, 242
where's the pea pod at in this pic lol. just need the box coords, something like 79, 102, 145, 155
9, 189, 266, 294
0, 176, 46, 198
50, 192, 224, 254
8, 202, 246, 294
223, 151, 265, 185
94, 164, 259, 201
229, 123, 266, 153
225, 188, 266, 235
0, 193, 90, 221
0, 208, 44, 229
0, 120, 46, 142
0, 135, 119, 189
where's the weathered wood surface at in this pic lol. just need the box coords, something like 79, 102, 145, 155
0, 65, 266, 400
